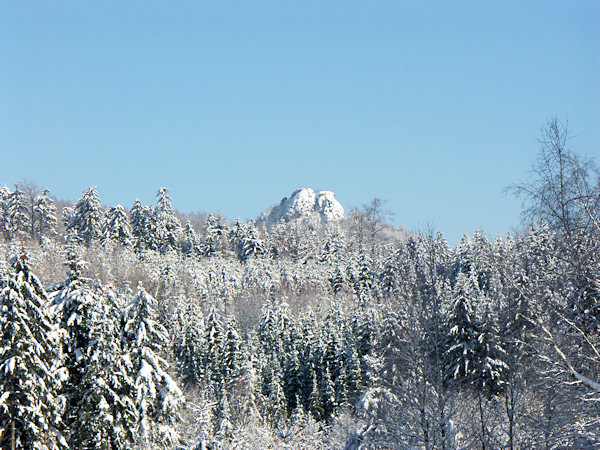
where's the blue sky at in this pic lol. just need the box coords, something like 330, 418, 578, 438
1, 1, 598, 244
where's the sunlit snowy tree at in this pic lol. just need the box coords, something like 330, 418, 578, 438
0, 253, 66, 449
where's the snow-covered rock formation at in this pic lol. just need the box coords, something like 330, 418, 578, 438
261, 188, 344, 224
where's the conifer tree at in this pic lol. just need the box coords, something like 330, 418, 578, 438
475, 311, 508, 396
0, 253, 66, 449
49, 249, 99, 439
49, 250, 137, 447
330, 266, 345, 296
102, 204, 133, 247
221, 317, 245, 388
155, 188, 181, 254
0, 186, 10, 241
173, 301, 205, 384
319, 364, 336, 421
130, 199, 152, 252
4, 184, 30, 241
214, 393, 234, 440
241, 221, 265, 261
203, 305, 225, 394
70, 286, 137, 448
203, 213, 228, 256
308, 370, 324, 421
122, 285, 183, 448
33, 188, 57, 242
446, 271, 481, 384
72, 187, 104, 246
181, 221, 200, 257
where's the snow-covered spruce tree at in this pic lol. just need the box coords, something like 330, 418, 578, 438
122, 285, 183, 448
102, 204, 133, 248
474, 306, 508, 397
241, 221, 265, 262
0, 186, 9, 241
71, 187, 104, 246
330, 266, 345, 297
203, 213, 229, 257
34, 188, 57, 242
221, 316, 246, 388
49, 249, 137, 448
214, 392, 234, 440
229, 220, 246, 262
180, 221, 200, 258
445, 271, 481, 385
201, 305, 225, 395
154, 188, 181, 254
4, 184, 30, 241
319, 224, 345, 265
130, 199, 152, 253
0, 252, 66, 449
48, 248, 97, 439
378, 253, 398, 300
172, 300, 205, 384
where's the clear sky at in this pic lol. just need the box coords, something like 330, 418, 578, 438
1, 1, 598, 244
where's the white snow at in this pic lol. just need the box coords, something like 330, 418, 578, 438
316, 190, 344, 222
262, 187, 344, 224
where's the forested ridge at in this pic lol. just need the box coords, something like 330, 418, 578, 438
0, 120, 599, 448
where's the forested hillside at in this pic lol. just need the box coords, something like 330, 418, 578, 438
0, 120, 599, 448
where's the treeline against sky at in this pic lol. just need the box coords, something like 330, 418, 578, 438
0, 119, 599, 448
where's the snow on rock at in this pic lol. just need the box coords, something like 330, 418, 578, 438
316, 190, 344, 222
261, 188, 344, 224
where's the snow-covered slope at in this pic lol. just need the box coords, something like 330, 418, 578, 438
261, 188, 344, 224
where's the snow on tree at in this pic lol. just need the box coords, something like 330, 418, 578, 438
474, 308, 508, 396
214, 393, 234, 440
130, 199, 152, 252
181, 221, 200, 257
102, 204, 133, 248
49, 249, 137, 447
155, 187, 181, 254
71, 187, 104, 246
0, 186, 10, 241
3, 184, 30, 241
0, 252, 66, 449
200, 305, 228, 395
34, 188, 57, 242
221, 316, 246, 388
122, 285, 183, 447
173, 300, 205, 384
203, 213, 228, 257
330, 266, 345, 296
241, 221, 265, 261
446, 271, 481, 384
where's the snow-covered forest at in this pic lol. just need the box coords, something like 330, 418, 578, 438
1, 120, 599, 449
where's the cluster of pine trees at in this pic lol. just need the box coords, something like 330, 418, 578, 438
0, 119, 598, 448
0, 250, 182, 448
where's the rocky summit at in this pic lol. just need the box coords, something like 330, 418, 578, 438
261, 187, 344, 223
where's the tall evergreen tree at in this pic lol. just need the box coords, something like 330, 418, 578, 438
173, 300, 205, 384
0, 186, 10, 241
34, 188, 57, 242
122, 285, 183, 448
102, 204, 133, 247
446, 271, 481, 384
71, 187, 104, 246
203, 213, 228, 257
49, 250, 137, 447
130, 199, 158, 252
4, 184, 30, 241
180, 221, 200, 257
155, 188, 181, 254
0, 253, 66, 449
